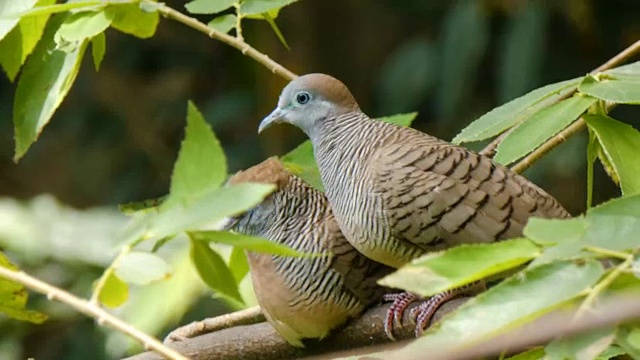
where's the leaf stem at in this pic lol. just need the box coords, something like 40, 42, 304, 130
154, 1, 297, 81
575, 252, 635, 317
584, 246, 630, 260
233, 1, 244, 42
0, 266, 188, 360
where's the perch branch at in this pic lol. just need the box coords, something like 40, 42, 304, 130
0, 266, 187, 360
153, 2, 297, 81
124, 298, 470, 360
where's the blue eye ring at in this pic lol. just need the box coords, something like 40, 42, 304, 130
296, 92, 311, 105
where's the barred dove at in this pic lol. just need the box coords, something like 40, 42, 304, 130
258, 73, 571, 338
224, 158, 392, 347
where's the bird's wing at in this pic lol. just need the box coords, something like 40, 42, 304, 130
369, 129, 569, 249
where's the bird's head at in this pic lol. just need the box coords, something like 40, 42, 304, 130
258, 73, 361, 136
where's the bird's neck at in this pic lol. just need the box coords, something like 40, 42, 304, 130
310, 112, 381, 197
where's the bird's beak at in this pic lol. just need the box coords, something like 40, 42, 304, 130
258, 107, 284, 134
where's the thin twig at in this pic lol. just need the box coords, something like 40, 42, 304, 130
575, 253, 635, 317
154, 2, 297, 81
509, 39, 640, 173
164, 305, 264, 343
232, 1, 244, 42
584, 246, 630, 261
0, 266, 188, 360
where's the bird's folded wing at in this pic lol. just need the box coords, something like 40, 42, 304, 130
369, 138, 552, 248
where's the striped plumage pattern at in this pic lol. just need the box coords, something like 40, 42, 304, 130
261, 74, 571, 269
227, 158, 392, 346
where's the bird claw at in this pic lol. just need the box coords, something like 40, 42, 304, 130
382, 292, 419, 340
383, 282, 483, 340
409, 292, 451, 337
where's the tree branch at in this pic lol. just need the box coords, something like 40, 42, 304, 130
508, 39, 640, 173
153, 2, 297, 82
124, 298, 470, 360
478, 39, 640, 167
0, 266, 188, 360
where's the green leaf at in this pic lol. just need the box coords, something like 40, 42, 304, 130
281, 141, 323, 190
189, 237, 242, 302
579, 75, 640, 104
10, 2, 104, 20
524, 217, 588, 245
191, 230, 308, 257
97, 272, 129, 308
497, 2, 546, 103
437, 0, 488, 120
453, 78, 581, 144
281, 113, 418, 191
0, 0, 55, 82
595, 345, 627, 360
377, 112, 418, 127
505, 348, 545, 360
378, 239, 541, 297
262, 12, 289, 49
228, 247, 249, 283
616, 325, 640, 359
90, 31, 105, 71
523, 217, 589, 266
56, 10, 112, 43
0, 0, 37, 41
607, 272, 640, 294
525, 194, 640, 255
107, 3, 159, 39
148, 183, 275, 242
493, 94, 597, 165
391, 260, 604, 356
207, 14, 236, 34
169, 101, 227, 201
545, 327, 615, 360
239, 0, 299, 16
115, 252, 172, 285
185, 0, 235, 14
13, 15, 88, 161
118, 195, 167, 215
0, 252, 48, 323
585, 114, 640, 195
605, 61, 640, 80
119, 247, 208, 352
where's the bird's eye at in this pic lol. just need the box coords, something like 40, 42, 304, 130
296, 92, 311, 105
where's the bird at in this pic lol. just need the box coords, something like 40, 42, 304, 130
257, 73, 571, 338
223, 157, 393, 347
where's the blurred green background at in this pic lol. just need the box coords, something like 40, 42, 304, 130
1, 1, 639, 359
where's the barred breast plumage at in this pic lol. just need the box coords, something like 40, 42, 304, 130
226, 157, 392, 346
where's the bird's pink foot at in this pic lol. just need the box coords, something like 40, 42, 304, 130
383, 282, 484, 340
382, 291, 419, 340
409, 290, 458, 337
